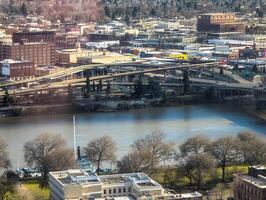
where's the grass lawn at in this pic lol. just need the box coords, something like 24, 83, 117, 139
151, 164, 249, 190
22, 180, 49, 200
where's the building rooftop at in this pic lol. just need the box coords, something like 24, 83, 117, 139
239, 174, 266, 188
199, 13, 235, 16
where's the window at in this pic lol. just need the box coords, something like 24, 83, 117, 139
123, 188, 126, 193
113, 189, 116, 193
128, 188, 131, 193
109, 189, 112, 194
119, 188, 121, 193
104, 190, 106, 194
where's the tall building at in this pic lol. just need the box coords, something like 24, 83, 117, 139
197, 13, 245, 33
49, 169, 202, 200
0, 42, 55, 67
12, 31, 56, 43
234, 166, 266, 200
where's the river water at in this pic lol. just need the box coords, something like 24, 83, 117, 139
0, 104, 266, 169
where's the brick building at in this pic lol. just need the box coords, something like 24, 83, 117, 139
0, 42, 55, 67
56, 34, 79, 49
234, 166, 266, 200
12, 31, 56, 43
0, 59, 34, 79
197, 13, 245, 33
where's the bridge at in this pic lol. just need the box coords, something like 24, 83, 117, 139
1, 61, 265, 109
0, 62, 216, 88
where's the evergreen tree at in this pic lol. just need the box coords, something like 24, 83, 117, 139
21, 3, 28, 17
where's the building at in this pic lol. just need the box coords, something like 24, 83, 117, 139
49, 170, 202, 200
0, 42, 55, 67
12, 30, 56, 43
56, 33, 79, 49
56, 47, 94, 65
0, 59, 34, 79
234, 166, 266, 200
197, 13, 245, 33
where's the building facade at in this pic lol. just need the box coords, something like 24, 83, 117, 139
234, 166, 266, 200
197, 13, 245, 33
0, 59, 34, 79
12, 31, 56, 43
49, 170, 202, 200
0, 42, 55, 67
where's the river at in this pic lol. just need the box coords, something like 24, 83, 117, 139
0, 104, 266, 169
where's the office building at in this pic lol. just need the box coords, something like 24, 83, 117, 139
49, 169, 202, 200
0, 42, 55, 67
12, 30, 56, 43
234, 166, 266, 200
197, 13, 245, 33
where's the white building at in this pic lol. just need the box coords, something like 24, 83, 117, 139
49, 169, 202, 200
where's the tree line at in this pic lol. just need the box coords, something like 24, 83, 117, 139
0, 131, 266, 198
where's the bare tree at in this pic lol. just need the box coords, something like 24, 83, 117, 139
117, 149, 153, 173
0, 138, 11, 200
178, 153, 215, 189
34, 0, 103, 22
117, 132, 175, 174
15, 185, 33, 200
84, 136, 116, 174
131, 132, 175, 169
208, 136, 237, 182
236, 132, 266, 164
0, 138, 10, 170
24, 133, 75, 187
179, 135, 210, 157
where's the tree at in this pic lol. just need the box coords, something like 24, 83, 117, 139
178, 153, 215, 189
125, 15, 130, 25
148, 77, 161, 98
104, 6, 111, 18
15, 185, 33, 200
132, 6, 139, 18
134, 78, 144, 98
236, 132, 266, 164
38, 0, 103, 22
118, 132, 175, 174
84, 136, 116, 174
86, 76, 91, 93
252, 64, 258, 73
208, 136, 237, 182
0, 138, 11, 200
21, 3, 28, 17
106, 81, 111, 94
219, 67, 224, 75
24, 133, 75, 187
179, 135, 210, 157
182, 70, 190, 94
0, 138, 10, 170
117, 149, 153, 173
68, 84, 73, 101
3, 89, 12, 106
131, 132, 175, 170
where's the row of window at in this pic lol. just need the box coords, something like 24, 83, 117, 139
240, 183, 262, 198
103, 187, 131, 195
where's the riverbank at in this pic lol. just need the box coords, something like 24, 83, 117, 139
242, 105, 266, 122
0, 94, 207, 118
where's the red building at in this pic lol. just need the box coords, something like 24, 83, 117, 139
0, 42, 55, 67
197, 13, 245, 33
0, 59, 34, 79
12, 31, 56, 43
